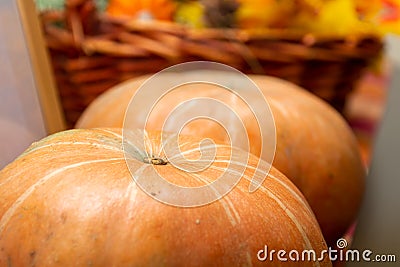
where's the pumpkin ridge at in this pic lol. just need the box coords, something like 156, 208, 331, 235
207, 163, 317, 251
196, 163, 318, 260
218, 195, 240, 226
17, 128, 126, 160
258, 186, 316, 257
168, 143, 232, 161
209, 162, 313, 218
223, 193, 242, 224
0, 157, 124, 234
192, 172, 242, 226
0, 169, 25, 188
268, 173, 314, 216
24, 141, 122, 156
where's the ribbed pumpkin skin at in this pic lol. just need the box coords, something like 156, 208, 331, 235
76, 75, 366, 245
0, 128, 331, 267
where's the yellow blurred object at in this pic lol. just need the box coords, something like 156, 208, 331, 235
296, 0, 325, 13
103, 0, 398, 36
354, 0, 382, 20
174, 1, 205, 28
293, 0, 376, 35
106, 0, 176, 21
377, 0, 400, 34
237, 0, 297, 29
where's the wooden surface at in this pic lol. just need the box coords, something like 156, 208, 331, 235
17, 0, 66, 133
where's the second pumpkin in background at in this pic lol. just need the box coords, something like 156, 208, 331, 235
76, 73, 366, 246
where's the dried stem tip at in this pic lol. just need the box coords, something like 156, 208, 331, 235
143, 157, 168, 165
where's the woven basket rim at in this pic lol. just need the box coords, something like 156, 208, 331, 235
39, 1, 385, 128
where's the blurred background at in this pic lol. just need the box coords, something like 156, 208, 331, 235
5, 0, 396, 166
0, 1, 399, 264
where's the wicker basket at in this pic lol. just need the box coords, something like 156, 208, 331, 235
40, 0, 384, 128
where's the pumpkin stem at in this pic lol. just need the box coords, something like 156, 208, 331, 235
143, 156, 168, 165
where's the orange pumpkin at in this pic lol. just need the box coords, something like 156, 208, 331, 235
0, 128, 331, 266
106, 0, 176, 21
76, 74, 366, 245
